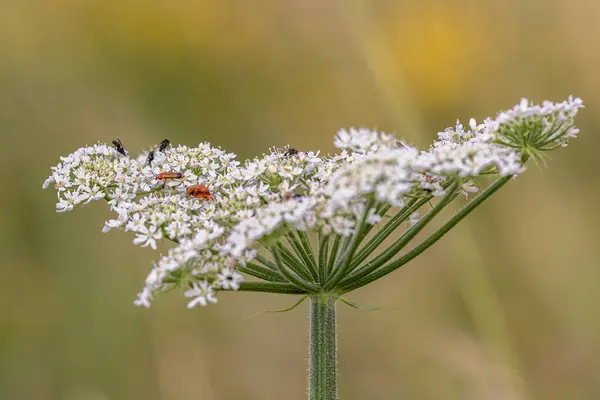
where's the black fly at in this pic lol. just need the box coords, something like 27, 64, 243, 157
282, 146, 299, 156
158, 139, 170, 153
112, 138, 128, 156
146, 150, 155, 167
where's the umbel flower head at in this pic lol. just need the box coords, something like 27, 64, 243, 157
43, 97, 583, 308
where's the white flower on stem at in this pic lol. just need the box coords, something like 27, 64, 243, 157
407, 212, 420, 227
125, 213, 147, 232
102, 212, 128, 233
223, 231, 250, 258
184, 281, 218, 308
216, 267, 244, 291
80, 184, 106, 204
107, 188, 136, 212
42, 176, 53, 189
461, 180, 479, 198
133, 225, 163, 250
134, 287, 153, 308
334, 128, 398, 153
56, 191, 87, 213
164, 221, 192, 239
53, 174, 72, 192
365, 207, 382, 225
329, 215, 356, 237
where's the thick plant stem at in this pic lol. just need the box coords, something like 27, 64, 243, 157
309, 294, 338, 400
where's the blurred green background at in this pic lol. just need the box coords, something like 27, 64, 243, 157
1, 1, 599, 399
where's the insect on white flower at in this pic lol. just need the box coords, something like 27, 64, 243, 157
216, 267, 244, 291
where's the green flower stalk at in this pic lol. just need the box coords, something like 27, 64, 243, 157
43, 97, 583, 399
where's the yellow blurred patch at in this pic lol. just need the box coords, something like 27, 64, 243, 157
380, 5, 488, 106
44, 0, 275, 57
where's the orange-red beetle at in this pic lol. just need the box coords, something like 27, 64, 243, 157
156, 171, 184, 183
156, 171, 184, 180
186, 184, 213, 201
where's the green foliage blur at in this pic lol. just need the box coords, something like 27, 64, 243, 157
2, 1, 599, 399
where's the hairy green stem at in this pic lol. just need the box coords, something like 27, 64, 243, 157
309, 294, 338, 400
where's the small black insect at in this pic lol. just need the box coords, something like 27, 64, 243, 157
396, 141, 407, 149
112, 138, 128, 156
146, 150, 155, 167
158, 139, 171, 152
283, 147, 299, 156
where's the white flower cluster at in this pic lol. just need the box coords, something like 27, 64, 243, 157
333, 128, 399, 153
494, 96, 583, 150
43, 97, 583, 308
322, 115, 527, 220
